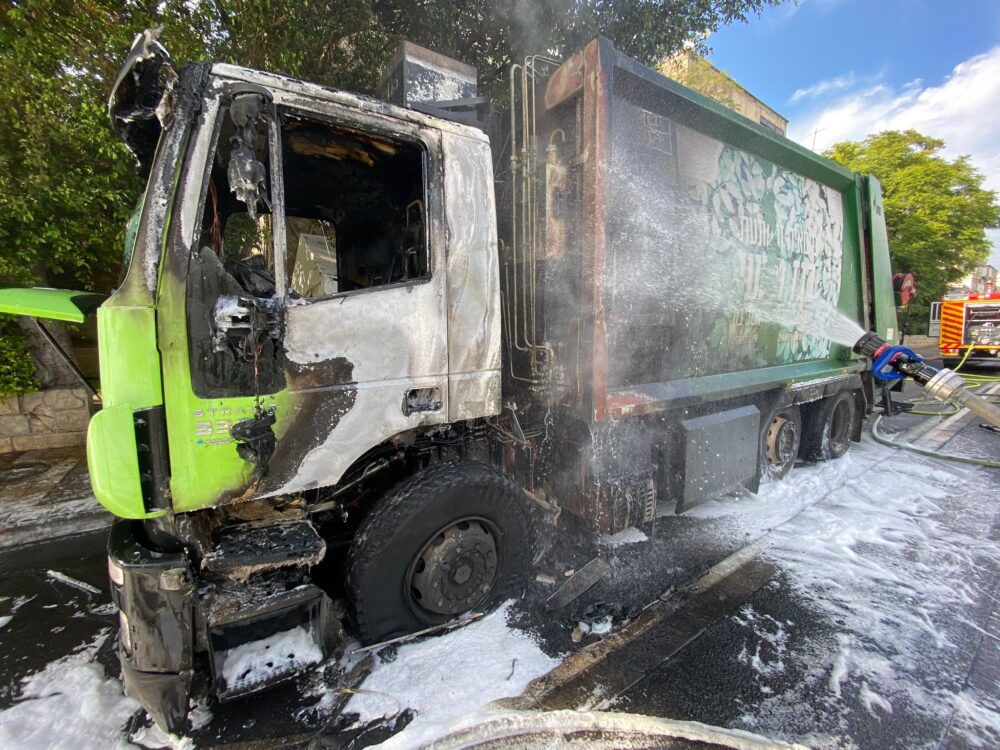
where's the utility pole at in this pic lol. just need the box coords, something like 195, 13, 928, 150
809, 127, 826, 151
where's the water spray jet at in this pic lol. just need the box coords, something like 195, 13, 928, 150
853, 331, 1000, 429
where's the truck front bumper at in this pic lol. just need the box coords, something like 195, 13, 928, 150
108, 517, 340, 732
108, 518, 195, 733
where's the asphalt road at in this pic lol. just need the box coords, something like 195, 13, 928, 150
1, 384, 999, 749
0, 527, 115, 705
522, 374, 1000, 749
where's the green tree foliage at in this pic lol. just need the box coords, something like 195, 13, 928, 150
0, 1, 214, 289
826, 130, 1000, 331
1, 0, 780, 291
214, 1, 782, 100
0, 320, 38, 400
0, 1, 214, 393
0, 0, 780, 392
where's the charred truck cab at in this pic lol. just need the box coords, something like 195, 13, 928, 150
97, 31, 505, 729
0, 31, 900, 731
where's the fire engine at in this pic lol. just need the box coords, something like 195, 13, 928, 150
931, 287, 1000, 368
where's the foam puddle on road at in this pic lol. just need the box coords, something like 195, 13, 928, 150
4, 431, 999, 749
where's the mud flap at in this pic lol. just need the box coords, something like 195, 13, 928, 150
546, 558, 612, 610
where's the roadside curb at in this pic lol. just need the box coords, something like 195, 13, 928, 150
0, 446, 110, 548
0, 509, 112, 549
500, 539, 774, 712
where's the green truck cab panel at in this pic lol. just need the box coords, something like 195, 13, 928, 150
87, 402, 152, 519
84, 303, 166, 519
161, 381, 284, 514
96, 304, 163, 410
151, 218, 276, 512
866, 176, 899, 344
0, 287, 105, 323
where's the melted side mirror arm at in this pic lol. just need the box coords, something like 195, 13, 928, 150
107, 28, 178, 171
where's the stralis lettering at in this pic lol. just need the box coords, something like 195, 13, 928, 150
192, 403, 271, 418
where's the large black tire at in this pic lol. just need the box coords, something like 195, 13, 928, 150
759, 403, 801, 480
346, 461, 534, 644
799, 391, 857, 461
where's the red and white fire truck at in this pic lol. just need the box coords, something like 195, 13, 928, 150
930, 268, 1000, 367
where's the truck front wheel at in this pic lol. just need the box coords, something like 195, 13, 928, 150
346, 461, 534, 644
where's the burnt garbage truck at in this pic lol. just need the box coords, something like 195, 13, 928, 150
0, 30, 899, 730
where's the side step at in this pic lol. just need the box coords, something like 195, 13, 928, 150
203, 578, 338, 701
197, 517, 335, 700
201, 520, 325, 578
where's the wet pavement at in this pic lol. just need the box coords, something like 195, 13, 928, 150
1, 374, 999, 748
0, 529, 115, 704
590, 465, 999, 749
513, 373, 1000, 749
0, 447, 110, 548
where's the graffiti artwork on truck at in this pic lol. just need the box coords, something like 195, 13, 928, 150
703, 142, 845, 365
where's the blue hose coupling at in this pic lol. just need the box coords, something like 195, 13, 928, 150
871, 345, 922, 382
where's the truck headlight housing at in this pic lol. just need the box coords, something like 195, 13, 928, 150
108, 556, 125, 587
119, 609, 132, 653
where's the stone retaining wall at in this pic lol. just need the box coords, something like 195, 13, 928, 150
0, 387, 91, 453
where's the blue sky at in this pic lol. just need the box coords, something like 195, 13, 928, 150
708, 0, 1000, 267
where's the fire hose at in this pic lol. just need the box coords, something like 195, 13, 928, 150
853, 332, 1000, 468
904, 345, 1000, 416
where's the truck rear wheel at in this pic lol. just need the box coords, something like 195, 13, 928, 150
346, 461, 534, 644
800, 391, 857, 461
760, 403, 801, 480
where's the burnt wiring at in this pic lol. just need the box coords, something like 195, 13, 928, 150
208, 179, 223, 253
307, 455, 400, 516
486, 414, 546, 446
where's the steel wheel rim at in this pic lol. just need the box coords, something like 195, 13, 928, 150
406, 516, 501, 617
765, 414, 796, 469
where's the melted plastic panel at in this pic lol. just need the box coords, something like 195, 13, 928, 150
441, 131, 502, 421
187, 247, 285, 398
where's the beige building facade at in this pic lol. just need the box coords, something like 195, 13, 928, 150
661, 51, 788, 136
